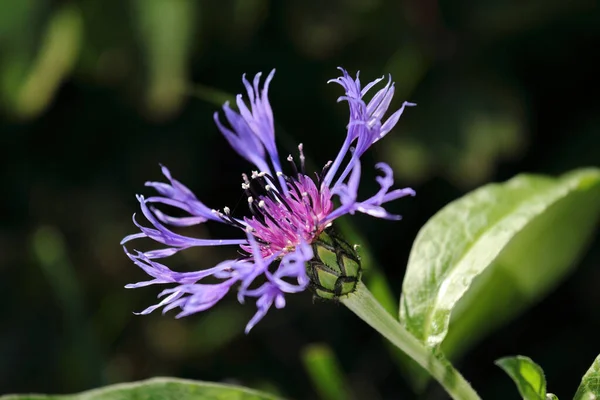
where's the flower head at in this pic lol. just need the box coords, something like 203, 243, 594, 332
122, 68, 416, 333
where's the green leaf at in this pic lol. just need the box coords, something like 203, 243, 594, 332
495, 356, 547, 400
399, 168, 600, 356
0, 377, 280, 400
574, 353, 600, 400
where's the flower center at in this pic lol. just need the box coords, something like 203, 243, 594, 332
245, 172, 333, 257
217, 145, 335, 258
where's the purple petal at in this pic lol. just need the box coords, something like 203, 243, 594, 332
134, 290, 185, 315
132, 279, 237, 317
144, 165, 221, 222
120, 231, 146, 245
360, 75, 384, 97
133, 195, 246, 249
244, 282, 280, 334
356, 204, 402, 220
124, 250, 240, 287
378, 101, 416, 140
150, 206, 208, 227
236, 232, 271, 303
268, 242, 312, 293
327, 161, 415, 224
366, 78, 393, 117
214, 70, 285, 190
213, 108, 270, 174
323, 68, 414, 189
174, 281, 234, 317
381, 187, 416, 203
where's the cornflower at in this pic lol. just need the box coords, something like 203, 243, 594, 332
122, 68, 415, 333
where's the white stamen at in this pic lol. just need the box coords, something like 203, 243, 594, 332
251, 171, 259, 179
258, 200, 265, 208
242, 183, 250, 190
287, 154, 293, 162
265, 185, 272, 191
248, 196, 254, 203
276, 171, 283, 176
224, 207, 231, 214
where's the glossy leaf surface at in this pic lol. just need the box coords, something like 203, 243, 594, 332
400, 169, 600, 355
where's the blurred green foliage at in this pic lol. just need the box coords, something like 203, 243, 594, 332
1, 0, 599, 399
302, 344, 351, 400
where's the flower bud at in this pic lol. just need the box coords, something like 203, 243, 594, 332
307, 228, 361, 299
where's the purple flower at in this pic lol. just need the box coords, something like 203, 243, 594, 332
122, 68, 416, 333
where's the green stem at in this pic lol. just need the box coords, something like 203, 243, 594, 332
341, 282, 480, 400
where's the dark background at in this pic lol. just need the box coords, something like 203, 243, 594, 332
1, 0, 599, 399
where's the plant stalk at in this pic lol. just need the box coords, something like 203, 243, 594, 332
341, 281, 480, 400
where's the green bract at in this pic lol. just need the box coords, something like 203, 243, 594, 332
307, 228, 361, 299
